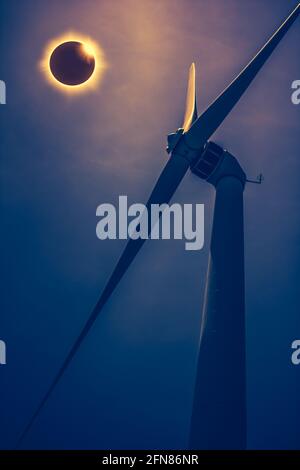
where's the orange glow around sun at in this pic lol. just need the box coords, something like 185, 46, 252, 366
40, 32, 107, 94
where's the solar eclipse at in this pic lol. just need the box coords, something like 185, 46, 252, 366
40, 32, 106, 94
50, 41, 95, 86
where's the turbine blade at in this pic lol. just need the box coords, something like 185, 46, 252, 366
185, 3, 300, 149
16, 151, 190, 448
182, 62, 198, 132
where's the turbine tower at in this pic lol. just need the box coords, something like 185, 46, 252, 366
17, 4, 300, 448
190, 141, 247, 449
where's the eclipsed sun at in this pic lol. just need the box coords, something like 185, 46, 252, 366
40, 32, 107, 94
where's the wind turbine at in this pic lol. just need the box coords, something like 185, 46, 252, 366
17, 3, 300, 448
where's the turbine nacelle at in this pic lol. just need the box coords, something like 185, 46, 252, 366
191, 141, 225, 182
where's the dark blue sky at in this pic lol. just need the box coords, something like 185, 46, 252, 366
0, 0, 300, 449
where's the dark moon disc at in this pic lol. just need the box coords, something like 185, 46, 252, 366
49, 41, 95, 86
